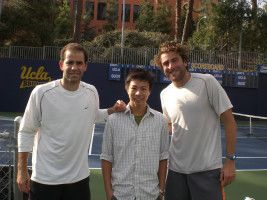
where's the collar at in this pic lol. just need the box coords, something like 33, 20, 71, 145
125, 103, 156, 116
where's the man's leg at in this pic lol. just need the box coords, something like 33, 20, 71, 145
164, 169, 191, 200
29, 180, 63, 200
63, 176, 91, 200
187, 169, 223, 200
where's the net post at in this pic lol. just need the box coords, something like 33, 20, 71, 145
249, 116, 253, 135
13, 116, 23, 200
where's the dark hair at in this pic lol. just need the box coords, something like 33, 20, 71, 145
153, 41, 189, 70
60, 43, 88, 63
125, 68, 155, 91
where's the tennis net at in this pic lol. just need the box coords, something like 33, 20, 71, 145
233, 112, 267, 136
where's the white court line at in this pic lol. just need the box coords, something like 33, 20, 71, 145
236, 136, 267, 139
221, 135, 267, 139
88, 124, 95, 155
88, 168, 267, 171
223, 156, 267, 159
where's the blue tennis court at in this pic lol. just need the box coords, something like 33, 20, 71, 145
1, 116, 267, 170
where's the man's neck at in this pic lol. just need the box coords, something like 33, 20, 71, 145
173, 72, 191, 88
130, 104, 147, 117
60, 79, 80, 91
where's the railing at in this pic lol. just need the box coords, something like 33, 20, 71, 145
1, 46, 267, 72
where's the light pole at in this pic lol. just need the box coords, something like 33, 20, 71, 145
196, 16, 206, 31
121, 0, 126, 60
238, 20, 243, 71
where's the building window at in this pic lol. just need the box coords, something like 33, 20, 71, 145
97, 2, 106, 20
73, 1, 77, 18
121, 4, 131, 22
86, 1, 94, 19
133, 5, 140, 22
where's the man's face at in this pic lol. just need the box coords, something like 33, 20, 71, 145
59, 50, 87, 84
160, 51, 188, 84
127, 79, 151, 107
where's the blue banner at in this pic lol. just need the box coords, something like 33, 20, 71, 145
257, 65, 267, 74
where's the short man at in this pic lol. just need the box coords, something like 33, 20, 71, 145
101, 68, 169, 200
17, 43, 126, 200
154, 41, 237, 200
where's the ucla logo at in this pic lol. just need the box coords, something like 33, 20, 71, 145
20, 66, 52, 88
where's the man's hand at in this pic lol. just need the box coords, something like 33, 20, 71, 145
17, 169, 30, 194
106, 189, 114, 200
108, 100, 126, 115
220, 159, 236, 186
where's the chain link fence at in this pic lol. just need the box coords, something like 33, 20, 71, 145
0, 117, 23, 200
0, 46, 267, 72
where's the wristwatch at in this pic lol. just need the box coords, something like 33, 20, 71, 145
226, 154, 236, 160
159, 189, 165, 196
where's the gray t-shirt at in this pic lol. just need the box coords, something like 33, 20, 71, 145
161, 73, 233, 173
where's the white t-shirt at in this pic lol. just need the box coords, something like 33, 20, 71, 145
18, 80, 108, 184
161, 73, 233, 173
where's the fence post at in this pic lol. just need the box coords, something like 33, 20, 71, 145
13, 116, 23, 200
43, 46, 46, 60
111, 47, 114, 64
8, 46, 11, 58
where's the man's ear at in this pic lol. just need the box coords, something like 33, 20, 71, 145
84, 62, 88, 71
59, 61, 63, 71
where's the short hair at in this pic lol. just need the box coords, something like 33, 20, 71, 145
125, 68, 155, 91
153, 41, 189, 70
60, 43, 88, 63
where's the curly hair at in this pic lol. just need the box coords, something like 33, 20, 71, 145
153, 41, 189, 70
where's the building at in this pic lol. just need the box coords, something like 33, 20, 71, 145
69, 0, 204, 36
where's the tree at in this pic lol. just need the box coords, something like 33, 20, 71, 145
54, 0, 73, 39
181, 0, 194, 44
102, 0, 118, 33
1, 0, 58, 46
135, 0, 172, 34
174, 0, 182, 42
189, 0, 254, 51
86, 30, 171, 48
135, 0, 155, 32
81, 10, 95, 42
154, 0, 172, 34
73, 0, 83, 43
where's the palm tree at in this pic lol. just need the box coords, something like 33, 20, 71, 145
181, 0, 194, 44
175, 0, 182, 42
74, 0, 83, 43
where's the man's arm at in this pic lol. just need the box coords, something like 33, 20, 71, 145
158, 159, 167, 199
17, 152, 31, 194
220, 108, 237, 186
102, 160, 113, 200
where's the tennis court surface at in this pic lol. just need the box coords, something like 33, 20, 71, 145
1, 116, 267, 169
1, 115, 267, 199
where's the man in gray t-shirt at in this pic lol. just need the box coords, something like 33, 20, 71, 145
154, 41, 237, 200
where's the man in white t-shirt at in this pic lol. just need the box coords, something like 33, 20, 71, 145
154, 41, 237, 200
16, 43, 126, 200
